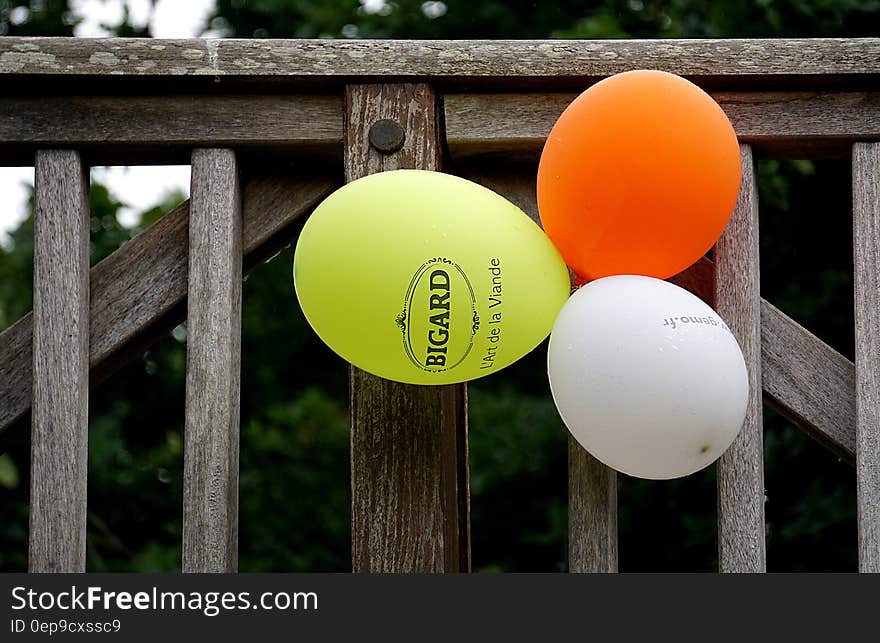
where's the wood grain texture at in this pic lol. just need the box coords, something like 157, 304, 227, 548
568, 437, 617, 573
445, 92, 880, 161
28, 150, 90, 572
455, 167, 543, 224
853, 141, 880, 572
761, 300, 855, 462
1, 38, 878, 89
0, 171, 337, 450
346, 84, 470, 573
0, 94, 341, 166
668, 257, 716, 307
182, 150, 242, 573
713, 145, 766, 573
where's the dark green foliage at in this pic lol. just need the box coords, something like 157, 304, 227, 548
468, 382, 568, 572
0, 0, 867, 572
208, 0, 880, 40
0, 1, 77, 37
757, 158, 857, 571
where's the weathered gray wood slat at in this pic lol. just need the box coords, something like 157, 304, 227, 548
346, 84, 470, 572
0, 172, 337, 451
1, 38, 878, 87
853, 141, 880, 572
761, 300, 855, 462
568, 438, 617, 572
182, 150, 242, 573
445, 92, 880, 160
459, 167, 856, 464
713, 145, 766, 573
29, 150, 90, 572
0, 95, 342, 166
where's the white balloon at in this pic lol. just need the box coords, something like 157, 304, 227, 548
547, 275, 748, 480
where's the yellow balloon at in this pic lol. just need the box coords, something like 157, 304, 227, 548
293, 170, 570, 385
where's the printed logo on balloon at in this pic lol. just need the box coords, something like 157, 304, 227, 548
294, 170, 570, 385
397, 256, 480, 374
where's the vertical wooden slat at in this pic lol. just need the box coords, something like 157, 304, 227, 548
568, 438, 617, 572
182, 148, 242, 573
346, 83, 471, 573
714, 144, 766, 572
854, 141, 880, 573
29, 150, 90, 572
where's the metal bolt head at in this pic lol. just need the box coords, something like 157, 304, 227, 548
368, 119, 406, 154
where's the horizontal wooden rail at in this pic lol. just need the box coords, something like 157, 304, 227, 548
1, 38, 878, 90
446, 92, 880, 160
0, 171, 337, 452
2, 90, 878, 164
0, 95, 341, 166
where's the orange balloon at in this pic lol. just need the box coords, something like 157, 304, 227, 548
537, 70, 741, 282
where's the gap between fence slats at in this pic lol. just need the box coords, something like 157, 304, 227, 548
28, 150, 90, 572
713, 144, 766, 573
445, 92, 880, 161
346, 83, 470, 573
182, 149, 242, 573
0, 173, 337, 452
853, 141, 880, 572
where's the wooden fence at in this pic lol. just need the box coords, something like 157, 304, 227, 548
0, 37, 878, 573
